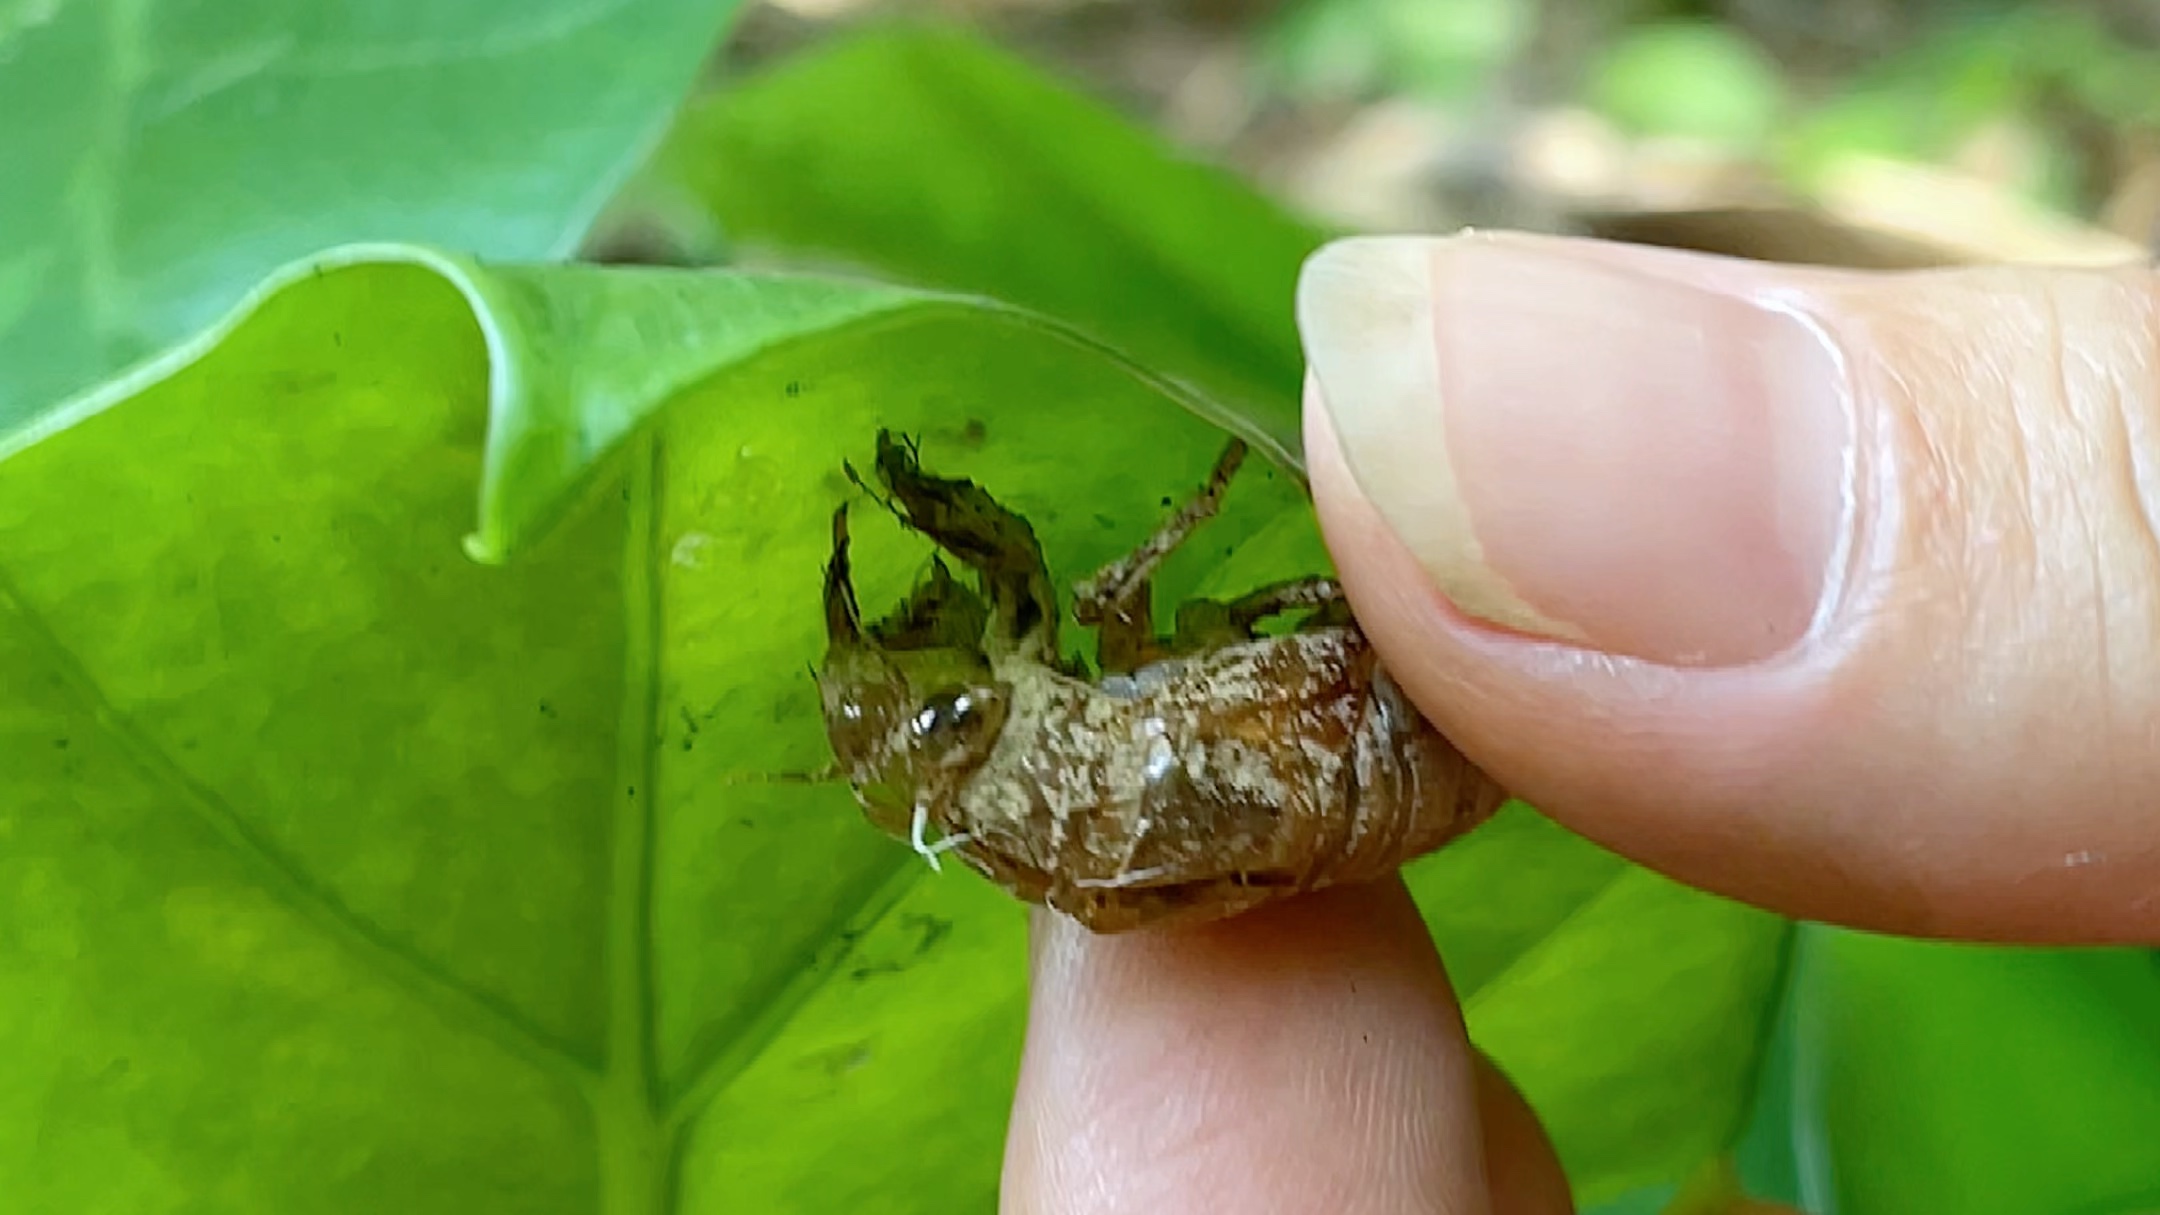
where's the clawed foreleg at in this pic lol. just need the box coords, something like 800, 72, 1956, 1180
1072, 439, 1247, 672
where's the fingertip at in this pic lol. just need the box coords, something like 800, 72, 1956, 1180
1298, 232, 1854, 669
1474, 1051, 1576, 1215
1004, 880, 1528, 1213
1301, 243, 2160, 943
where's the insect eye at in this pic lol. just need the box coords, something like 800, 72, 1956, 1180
911, 688, 977, 738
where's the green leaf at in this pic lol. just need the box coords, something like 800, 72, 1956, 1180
1730, 950, 1807, 1208
5, 7, 1810, 1198
0, 0, 744, 431
1406, 809, 1791, 1205
0, 245, 1321, 1212
3, 241, 1797, 1209
1777, 927, 2160, 1214
621, 26, 1329, 464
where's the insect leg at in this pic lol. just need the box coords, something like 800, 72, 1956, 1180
1073, 438, 1247, 671
823, 505, 865, 647
860, 430, 1061, 661
1223, 577, 1343, 626
1169, 576, 1346, 651
1076, 584, 1161, 673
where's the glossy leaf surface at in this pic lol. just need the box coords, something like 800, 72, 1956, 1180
2, 244, 1792, 1211
0, 0, 743, 428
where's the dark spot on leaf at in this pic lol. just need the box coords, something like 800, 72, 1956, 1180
52, 738, 68, 749
679, 705, 700, 734
818, 1041, 871, 1076
736, 818, 754, 828
626, 785, 637, 797
901, 913, 952, 957
849, 961, 905, 982
785, 381, 802, 397
1160, 496, 1173, 508
960, 417, 987, 446
538, 701, 556, 719
1093, 512, 1116, 531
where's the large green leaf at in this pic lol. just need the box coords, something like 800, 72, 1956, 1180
1770, 927, 2160, 1215
1, 242, 1795, 1210
1409, 808, 1789, 1206
0, 0, 744, 431
623, 26, 1330, 464
0, 244, 1318, 1213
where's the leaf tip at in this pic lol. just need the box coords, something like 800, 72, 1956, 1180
462, 530, 508, 567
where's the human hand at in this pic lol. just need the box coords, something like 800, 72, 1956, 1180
998, 233, 2160, 1212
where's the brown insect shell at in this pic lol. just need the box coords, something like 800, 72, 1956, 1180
940, 623, 1505, 933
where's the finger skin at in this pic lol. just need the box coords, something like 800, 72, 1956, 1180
1307, 253, 2160, 943
1002, 878, 1571, 1215
1473, 1051, 1575, 1215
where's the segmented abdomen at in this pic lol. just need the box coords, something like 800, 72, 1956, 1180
950, 629, 1504, 932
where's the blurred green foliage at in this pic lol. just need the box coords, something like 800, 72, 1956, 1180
1778, 5, 2160, 208
1257, 0, 2158, 218
1254, 0, 1528, 103
1588, 21, 1787, 149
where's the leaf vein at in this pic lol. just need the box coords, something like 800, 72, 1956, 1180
1461, 866, 1634, 1008
73, 0, 142, 358
661, 855, 925, 1133
256, 0, 638, 80
595, 431, 669, 1213
0, 563, 598, 1088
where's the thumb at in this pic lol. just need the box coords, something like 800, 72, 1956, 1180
1296, 231, 2160, 944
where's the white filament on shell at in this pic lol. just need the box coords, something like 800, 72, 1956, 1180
909, 802, 971, 873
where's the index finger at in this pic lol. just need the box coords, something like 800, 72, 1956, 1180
1000, 878, 1573, 1214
